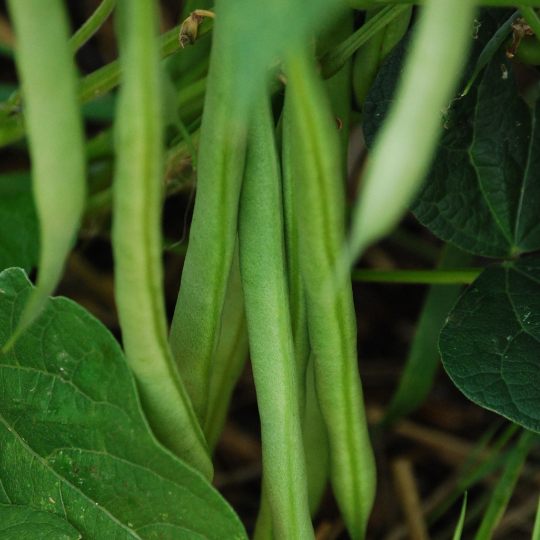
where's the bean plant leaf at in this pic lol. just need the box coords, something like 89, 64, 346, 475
0, 172, 39, 273
440, 255, 540, 432
363, 8, 540, 258
0, 504, 81, 539
0, 268, 247, 540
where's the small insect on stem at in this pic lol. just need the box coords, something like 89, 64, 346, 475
506, 18, 534, 58
179, 9, 215, 49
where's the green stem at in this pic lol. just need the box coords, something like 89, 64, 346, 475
69, 0, 117, 54
320, 5, 411, 79
0, 19, 213, 147
352, 267, 482, 284
519, 5, 540, 36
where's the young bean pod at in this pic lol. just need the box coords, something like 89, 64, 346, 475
350, 0, 477, 260
286, 50, 376, 540
4, 0, 86, 350
169, 0, 249, 425
239, 90, 314, 540
353, 9, 388, 109
203, 243, 249, 453
112, 0, 212, 479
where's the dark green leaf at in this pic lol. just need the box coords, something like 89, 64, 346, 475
0, 172, 39, 273
363, 9, 540, 258
0, 505, 81, 539
0, 268, 247, 540
440, 255, 540, 432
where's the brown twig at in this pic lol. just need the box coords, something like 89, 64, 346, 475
392, 459, 431, 540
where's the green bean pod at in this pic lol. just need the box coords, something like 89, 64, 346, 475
112, 0, 212, 479
239, 90, 314, 540
303, 355, 330, 516
286, 51, 376, 540
350, 0, 476, 260
282, 89, 311, 414
353, 9, 387, 109
3, 0, 86, 351
378, 6, 413, 65
169, 0, 249, 425
203, 242, 249, 453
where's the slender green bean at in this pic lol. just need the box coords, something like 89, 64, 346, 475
382, 244, 473, 426
287, 50, 376, 540
321, 9, 354, 179
379, 6, 413, 65
70, 0, 117, 54
3, 0, 86, 351
303, 355, 330, 516
474, 430, 536, 540
203, 243, 249, 453
253, 483, 274, 540
0, 0, 117, 124
320, 5, 411, 80
169, 0, 249, 425
239, 90, 313, 540
282, 80, 311, 414
462, 10, 520, 96
111, 0, 211, 479
350, 0, 476, 261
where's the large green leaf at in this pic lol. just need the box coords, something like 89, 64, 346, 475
0, 172, 39, 273
440, 255, 540, 432
363, 8, 540, 258
0, 505, 81, 539
0, 268, 247, 540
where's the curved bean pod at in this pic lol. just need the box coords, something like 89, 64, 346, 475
353, 9, 388, 109
112, 0, 212, 479
169, 0, 248, 425
203, 242, 249, 453
3, 0, 86, 351
350, 0, 477, 260
286, 50, 376, 540
239, 90, 314, 540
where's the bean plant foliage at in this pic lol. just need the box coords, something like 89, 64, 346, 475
0, 268, 247, 539
4, 0, 540, 538
364, 7, 540, 431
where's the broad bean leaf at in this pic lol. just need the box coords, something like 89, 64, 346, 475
0, 268, 247, 540
0, 504, 81, 539
440, 255, 540, 431
0, 172, 39, 273
363, 8, 540, 258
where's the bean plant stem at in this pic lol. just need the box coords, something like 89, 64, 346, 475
352, 268, 481, 284
519, 5, 540, 36
320, 5, 411, 79
69, 0, 117, 54
0, 19, 213, 147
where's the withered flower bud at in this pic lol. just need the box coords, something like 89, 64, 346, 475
507, 18, 533, 58
179, 12, 205, 49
